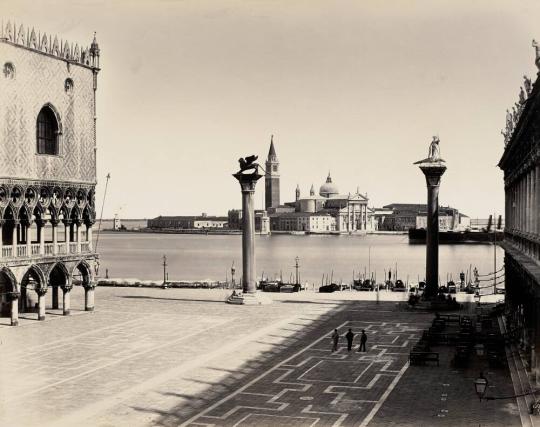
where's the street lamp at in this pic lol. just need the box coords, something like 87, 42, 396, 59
474, 372, 488, 401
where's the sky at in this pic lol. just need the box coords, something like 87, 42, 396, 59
2, 0, 539, 219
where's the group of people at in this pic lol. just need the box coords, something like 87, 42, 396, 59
331, 328, 367, 352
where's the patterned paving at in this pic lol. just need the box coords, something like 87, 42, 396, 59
183, 321, 423, 427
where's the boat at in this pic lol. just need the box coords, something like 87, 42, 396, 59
319, 283, 340, 293
392, 279, 406, 292
408, 228, 504, 244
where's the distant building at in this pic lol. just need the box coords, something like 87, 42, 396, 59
148, 215, 228, 229
113, 214, 122, 230
228, 209, 270, 234
379, 203, 469, 231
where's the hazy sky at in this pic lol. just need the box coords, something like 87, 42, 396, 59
3, 0, 539, 218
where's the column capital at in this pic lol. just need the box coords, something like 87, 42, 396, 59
83, 280, 97, 290
61, 284, 73, 293
233, 171, 263, 192
62, 219, 72, 226
35, 286, 48, 297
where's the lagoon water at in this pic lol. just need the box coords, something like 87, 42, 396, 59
96, 232, 504, 285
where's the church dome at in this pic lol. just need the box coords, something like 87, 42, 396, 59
319, 173, 339, 198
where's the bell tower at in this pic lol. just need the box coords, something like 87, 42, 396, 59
265, 135, 280, 210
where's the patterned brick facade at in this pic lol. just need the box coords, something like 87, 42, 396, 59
0, 22, 100, 326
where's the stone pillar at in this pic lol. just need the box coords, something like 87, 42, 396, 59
64, 220, 71, 244
36, 287, 47, 321
38, 219, 45, 255
84, 283, 95, 311
26, 221, 32, 256
416, 160, 447, 299
87, 224, 93, 251
228, 168, 270, 305
12, 220, 18, 254
62, 286, 71, 316
52, 285, 59, 309
76, 220, 82, 253
10, 292, 18, 326
52, 220, 58, 254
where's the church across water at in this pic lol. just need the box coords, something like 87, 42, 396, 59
264, 138, 372, 233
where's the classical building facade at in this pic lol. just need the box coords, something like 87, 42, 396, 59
377, 203, 469, 231
499, 51, 540, 376
0, 23, 100, 325
271, 173, 370, 233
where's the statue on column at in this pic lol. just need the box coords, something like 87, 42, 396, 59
428, 136, 441, 161
519, 86, 527, 105
238, 155, 260, 174
414, 136, 445, 164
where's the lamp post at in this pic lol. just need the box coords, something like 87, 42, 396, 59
231, 261, 236, 289
474, 372, 488, 401
162, 255, 168, 288
295, 256, 300, 285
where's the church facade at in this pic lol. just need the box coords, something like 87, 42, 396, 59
0, 22, 100, 325
265, 140, 370, 233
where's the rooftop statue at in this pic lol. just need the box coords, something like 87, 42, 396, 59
524, 75, 533, 95
533, 39, 540, 70
519, 86, 527, 104
238, 155, 260, 174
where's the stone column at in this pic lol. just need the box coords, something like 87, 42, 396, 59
76, 220, 82, 253
0, 220, 3, 257
26, 221, 32, 256
64, 220, 71, 244
10, 292, 19, 326
62, 286, 71, 315
84, 282, 96, 311
52, 220, 58, 254
36, 287, 47, 321
52, 285, 59, 309
228, 168, 270, 305
38, 219, 45, 255
416, 160, 447, 299
12, 220, 18, 254
87, 224, 93, 251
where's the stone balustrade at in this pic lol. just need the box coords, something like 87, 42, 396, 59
0, 241, 93, 259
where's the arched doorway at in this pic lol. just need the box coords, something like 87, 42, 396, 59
0, 268, 18, 326
73, 261, 95, 311
20, 265, 47, 321
49, 262, 70, 315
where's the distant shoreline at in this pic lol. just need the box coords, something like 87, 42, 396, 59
99, 228, 408, 236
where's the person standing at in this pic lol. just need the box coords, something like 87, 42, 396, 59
345, 328, 355, 352
331, 329, 340, 352
358, 329, 367, 352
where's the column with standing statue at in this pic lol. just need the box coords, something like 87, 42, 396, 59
414, 136, 447, 300
227, 155, 271, 305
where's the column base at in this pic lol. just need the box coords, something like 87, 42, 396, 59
11, 319, 18, 326
226, 291, 272, 305
38, 315, 46, 321
63, 310, 70, 316
85, 306, 94, 312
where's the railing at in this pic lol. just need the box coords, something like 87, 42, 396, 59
44, 243, 54, 256
0, 241, 94, 258
31, 243, 41, 256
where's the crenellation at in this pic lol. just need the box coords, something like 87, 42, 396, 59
0, 20, 99, 69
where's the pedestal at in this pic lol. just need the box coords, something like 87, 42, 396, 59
417, 161, 446, 299
226, 291, 272, 305
10, 298, 18, 326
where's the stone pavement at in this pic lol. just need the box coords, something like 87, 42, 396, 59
0, 288, 522, 427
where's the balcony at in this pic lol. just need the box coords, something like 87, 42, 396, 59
0, 241, 93, 259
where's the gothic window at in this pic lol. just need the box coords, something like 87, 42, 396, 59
36, 106, 59, 155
